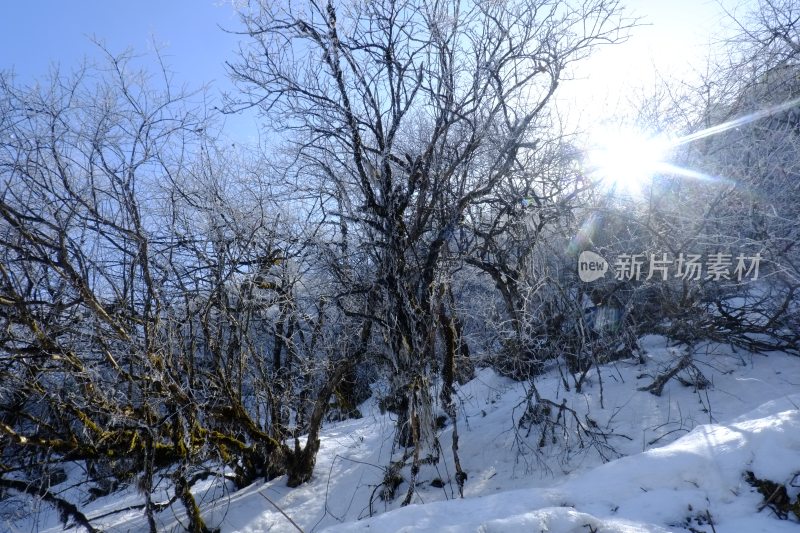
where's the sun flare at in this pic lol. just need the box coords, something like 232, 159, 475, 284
585, 128, 672, 191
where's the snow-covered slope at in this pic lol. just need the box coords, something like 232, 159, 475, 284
10, 337, 800, 532
325, 396, 800, 532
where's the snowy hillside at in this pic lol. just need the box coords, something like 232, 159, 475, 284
10, 336, 800, 533
325, 395, 800, 533
5, 2, 800, 533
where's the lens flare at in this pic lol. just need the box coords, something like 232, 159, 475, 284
585, 127, 672, 191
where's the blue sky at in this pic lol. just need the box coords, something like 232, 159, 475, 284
1, 0, 742, 140
0, 0, 260, 141
1, 1, 240, 86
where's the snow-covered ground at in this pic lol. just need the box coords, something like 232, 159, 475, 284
7, 336, 800, 532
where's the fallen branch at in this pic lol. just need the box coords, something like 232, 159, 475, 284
638, 354, 693, 397
258, 490, 305, 532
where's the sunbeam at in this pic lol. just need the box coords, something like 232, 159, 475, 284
671, 95, 800, 147
583, 96, 800, 193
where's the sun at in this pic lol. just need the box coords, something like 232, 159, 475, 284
584, 127, 672, 192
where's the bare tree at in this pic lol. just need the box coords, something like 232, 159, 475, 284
228, 0, 632, 501
0, 51, 364, 531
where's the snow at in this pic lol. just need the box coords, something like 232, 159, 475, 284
324, 397, 800, 533
8, 338, 800, 533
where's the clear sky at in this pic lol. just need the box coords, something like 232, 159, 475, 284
0, 1, 240, 84
0, 0, 748, 141
0, 0, 260, 141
